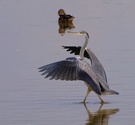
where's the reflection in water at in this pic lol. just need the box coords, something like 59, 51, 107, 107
58, 9, 75, 35
84, 103, 119, 125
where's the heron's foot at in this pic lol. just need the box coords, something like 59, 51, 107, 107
80, 100, 86, 104
100, 100, 104, 104
80, 99, 89, 104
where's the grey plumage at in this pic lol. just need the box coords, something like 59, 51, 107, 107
39, 57, 101, 95
38, 31, 119, 103
62, 46, 108, 83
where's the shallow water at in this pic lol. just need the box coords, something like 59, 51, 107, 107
0, 0, 135, 125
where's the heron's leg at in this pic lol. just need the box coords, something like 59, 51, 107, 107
97, 95, 104, 103
83, 88, 91, 103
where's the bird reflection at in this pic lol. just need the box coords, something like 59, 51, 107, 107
84, 103, 119, 125
58, 9, 75, 35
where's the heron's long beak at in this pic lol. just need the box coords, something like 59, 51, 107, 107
67, 31, 81, 35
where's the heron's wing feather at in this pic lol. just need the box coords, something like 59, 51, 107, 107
62, 46, 108, 83
79, 71, 101, 95
38, 57, 101, 95
62, 46, 90, 59
38, 57, 79, 81
86, 48, 108, 83
98, 74, 109, 88
97, 74, 119, 95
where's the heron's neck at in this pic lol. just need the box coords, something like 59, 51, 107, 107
79, 36, 88, 59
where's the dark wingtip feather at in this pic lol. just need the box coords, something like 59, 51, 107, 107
38, 66, 44, 70
114, 91, 119, 95
62, 46, 90, 59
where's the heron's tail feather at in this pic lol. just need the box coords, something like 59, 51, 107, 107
98, 78, 119, 95
102, 89, 119, 95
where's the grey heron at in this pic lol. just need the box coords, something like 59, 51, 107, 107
62, 46, 107, 83
38, 31, 119, 103
62, 34, 108, 101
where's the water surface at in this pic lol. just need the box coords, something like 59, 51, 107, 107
0, 0, 135, 125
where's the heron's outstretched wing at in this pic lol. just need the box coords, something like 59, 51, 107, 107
62, 46, 90, 59
38, 57, 79, 81
63, 46, 108, 84
38, 57, 101, 95
86, 48, 108, 84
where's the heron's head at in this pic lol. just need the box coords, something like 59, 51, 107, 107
67, 31, 89, 39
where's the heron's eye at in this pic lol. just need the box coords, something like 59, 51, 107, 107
86, 33, 89, 38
